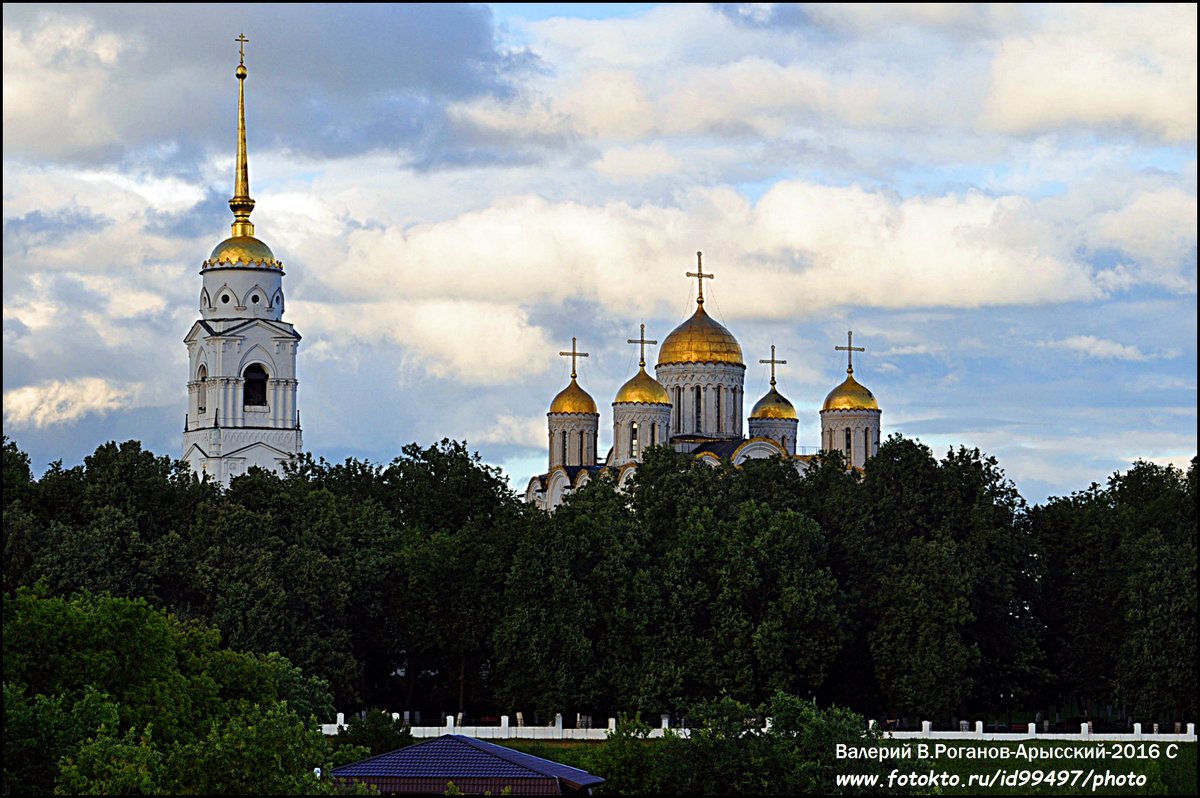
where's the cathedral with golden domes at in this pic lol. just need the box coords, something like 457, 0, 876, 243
524, 255, 882, 510
180, 42, 878, 494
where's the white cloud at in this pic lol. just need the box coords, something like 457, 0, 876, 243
468, 413, 547, 449
1087, 188, 1198, 287
985, 4, 1198, 142
591, 143, 683, 181
3, 377, 142, 429
880, 344, 934, 356
293, 297, 552, 386
802, 3, 1025, 35
1, 13, 134, 159
1038, 335, 1151, 362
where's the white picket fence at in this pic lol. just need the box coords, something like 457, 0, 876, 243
871, 719, 1196, 743
321, 712, 1197, 743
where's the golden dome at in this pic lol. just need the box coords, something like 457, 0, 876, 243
614, 367, 671, 405
822, 373, 879, 411
750, 387, 798, 420
657, 305, 744, 367
549, 377, 598, 415
205, 235, 281, 269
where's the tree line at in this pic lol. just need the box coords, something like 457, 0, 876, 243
3, 435, 1195, 732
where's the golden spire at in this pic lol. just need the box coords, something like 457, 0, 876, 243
626, 323, 657, 368
686, 251, 714, 306
229, 33, 256, 238
559, 336, 589, 379
760, 344, 787, 388
835, 330, 865, 375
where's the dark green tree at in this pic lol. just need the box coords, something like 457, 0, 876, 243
3, 588, 340, 794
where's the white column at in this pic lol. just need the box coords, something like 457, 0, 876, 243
233, 379, 244, 427
288, 380, 298, 429
224, 379, 236, 427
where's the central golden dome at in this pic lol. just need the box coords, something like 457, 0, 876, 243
205, 235, 280, 269
822, 373, 879, 411
614, 367, 670, 405
549, 378, 598, 415
750, 387, 798, 420
657, 305, 744, 367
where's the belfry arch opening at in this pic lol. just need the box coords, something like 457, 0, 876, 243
197, 365, 208, 412
243, 363, 268, 406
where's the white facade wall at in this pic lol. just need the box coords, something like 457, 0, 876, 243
547, 413, 599, 469
747, 417, 799, 455
201, 267, 284, 322
820, 408, 881, 468
656, 361, 746, 441
610, 403, 673, 467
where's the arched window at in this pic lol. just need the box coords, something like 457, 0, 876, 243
593, 430, 598, 462
579, 430, 586, 463
650, 423, 657, 447
782, 435, 787, 451
864, 428, 870, 460
630, 421, 639, 458
243, 364, 268, 406
844, 427, 852, 456
694, 386, 702, 433
197, 365, 208, 413
715, 386, 722, 432
674, 387, 682, 432
562, 430, 568, 464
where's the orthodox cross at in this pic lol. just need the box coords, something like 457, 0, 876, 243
235, 33, 249, 64
686, 251, 714, 305
835, 330, 865, 374
559, 337, 589, 379
759, 344, 787, 388
626, 323, 658, 368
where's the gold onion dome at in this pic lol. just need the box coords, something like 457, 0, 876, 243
822, 373, 879, 411
206, 235, 279, 268
614, 367, 670, 405
657, 304, 744, 367
549, 378, 598, 415
750, 386, 798, 420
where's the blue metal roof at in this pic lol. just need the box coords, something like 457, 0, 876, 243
331, 735, 605, 790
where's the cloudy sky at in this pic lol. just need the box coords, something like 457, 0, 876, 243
3, 3, 1196, 504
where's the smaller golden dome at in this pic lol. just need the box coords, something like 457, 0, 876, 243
614, 367, 670, 405
822, 373, 879, 411
549, 377, 598, 415
205, 235, 281, 269
750, 387, 798, 420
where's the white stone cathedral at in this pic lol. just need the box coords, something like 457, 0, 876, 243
182, 39, 302, 485
525, 256, 882, 510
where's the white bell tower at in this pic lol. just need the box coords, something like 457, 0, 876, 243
182, 34, 302, 485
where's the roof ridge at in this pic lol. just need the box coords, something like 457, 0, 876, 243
450, 736, 594, 780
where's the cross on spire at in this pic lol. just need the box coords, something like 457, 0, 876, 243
759, 344, 787, 388
835, 330, 865, 374
686, 251, 714, 306
626, 323, 658, 368
236, 33, 249, 64
559, 336, 589, 379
